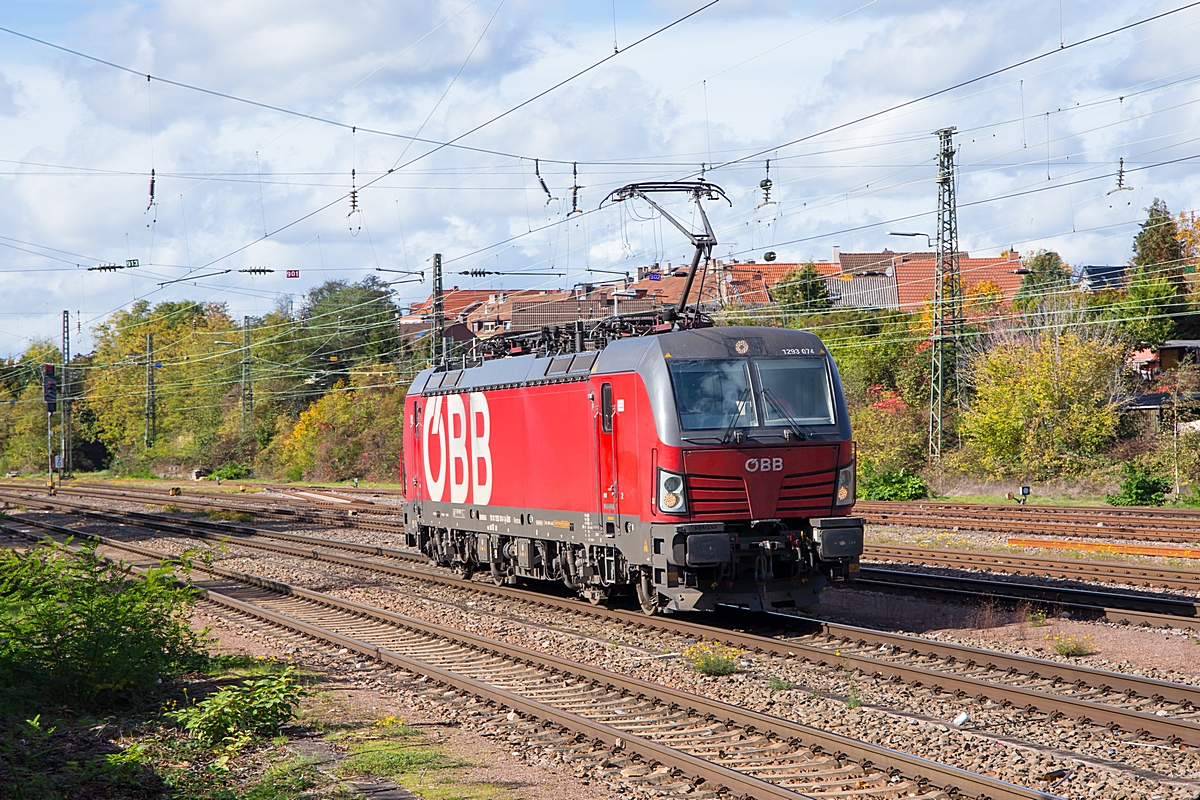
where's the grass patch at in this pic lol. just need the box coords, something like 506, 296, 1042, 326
241, 756, 324, 800
767, 676, 794, 692
340, 743, 450, 776
332, 718, 527, 800
192, 509, 255, 524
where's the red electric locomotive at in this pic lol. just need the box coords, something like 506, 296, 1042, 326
401, 182, 863, 614
401, 324, 863, 613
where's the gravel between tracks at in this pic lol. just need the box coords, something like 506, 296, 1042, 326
20, 500, 1200, 798
38, 516, 1198, 798
193, 604, 624, 800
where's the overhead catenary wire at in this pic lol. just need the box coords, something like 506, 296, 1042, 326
2, 3, 1200, 362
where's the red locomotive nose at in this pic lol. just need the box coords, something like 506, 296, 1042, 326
683, 445, 841, 519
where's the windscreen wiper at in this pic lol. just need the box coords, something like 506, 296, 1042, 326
722, 387, 752, 444
762, 387, 806, 441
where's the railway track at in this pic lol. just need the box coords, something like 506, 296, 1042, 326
0, 519, 1059, 800
857, 502, 1200, 543
1, 482, 408, 533
865, 544, 1200, 592
9, 484, 1197, 624
9, 490, 1200, 751
854, 568, 1200, 630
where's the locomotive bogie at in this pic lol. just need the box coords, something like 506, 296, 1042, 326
403, 326, 864, 613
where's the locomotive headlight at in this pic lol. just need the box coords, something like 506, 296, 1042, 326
834, 461, 856, 506
658, 469, 687, 514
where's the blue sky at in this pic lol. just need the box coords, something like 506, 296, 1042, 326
2, 0, 1199, 356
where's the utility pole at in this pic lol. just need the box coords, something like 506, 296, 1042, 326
432, 253, 445, 365
61, 310, 72, 477
241, 316, 253, 434
929, 127, 962, 461
144, 333, 156, 448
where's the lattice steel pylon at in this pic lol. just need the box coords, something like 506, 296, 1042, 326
929, 127, 962, 460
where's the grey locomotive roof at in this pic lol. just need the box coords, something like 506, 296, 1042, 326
409, 326, 829, 396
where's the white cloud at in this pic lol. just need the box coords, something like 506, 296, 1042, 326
2, 0, 1200, 356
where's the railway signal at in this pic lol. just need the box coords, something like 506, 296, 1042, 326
42, 363, 57, 413
43, 363, 57, 492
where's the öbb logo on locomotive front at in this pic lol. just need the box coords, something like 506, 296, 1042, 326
745, 457, 784, 473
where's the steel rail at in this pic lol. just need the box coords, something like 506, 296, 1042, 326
859, 501, 1200, 521
0, 519, 1058, 800
857, 502, 1200, 543
0, 485, 405, 533
8, 497, 1200, 746
865, 544, 1200, 592
856, 568, 1200, 617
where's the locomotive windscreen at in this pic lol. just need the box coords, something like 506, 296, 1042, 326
755, 359, 836, 426
667, 357, 834, 430
668, 360, 757, 431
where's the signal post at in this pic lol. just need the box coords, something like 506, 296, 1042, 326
43, 363, 57, 494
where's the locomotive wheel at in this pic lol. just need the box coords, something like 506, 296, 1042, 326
491, 563, 507, 586
452, 562, 474, 580
584, 588, 610, 606
636, 572, 660, 616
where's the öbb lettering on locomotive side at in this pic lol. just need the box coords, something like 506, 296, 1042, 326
402, 326, 864, 615
421, 392, 492, 505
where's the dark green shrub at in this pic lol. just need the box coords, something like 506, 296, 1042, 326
0, 542, 204, 707
861, 468, 930, 501
1106, 463, 1170, 506
212, 461, 252, 480
284, 465, 303, 482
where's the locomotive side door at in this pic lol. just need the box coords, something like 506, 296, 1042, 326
597, 381, 622, 537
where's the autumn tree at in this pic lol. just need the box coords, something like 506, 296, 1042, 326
1179, 210, 1200, 271
850, 386, 926, 476
1122, 199, 1190, 344
958, 302, 1126, 478
0, 341, 61, 473
965, 279, 1003, 315
1013, 250, 1070, 311
86, 300, 240, 471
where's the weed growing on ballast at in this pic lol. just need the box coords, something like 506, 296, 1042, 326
1048, 633, 1097, 657
681, 641, 745, 676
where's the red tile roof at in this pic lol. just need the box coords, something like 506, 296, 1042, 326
407, 289, 496, 322
894, 253, 1024, 311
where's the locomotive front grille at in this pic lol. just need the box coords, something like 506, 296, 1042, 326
777, 470, 838, 514
686, 469, 837, 519
687, 474, 751, 517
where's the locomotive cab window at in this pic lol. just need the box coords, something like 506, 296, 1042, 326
667, 360, 756, 431
756, 359, 835, 427
601, 383, 613, 432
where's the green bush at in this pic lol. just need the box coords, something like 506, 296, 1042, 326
861, 468, 929, 501
1106, 463, 1170, 506
169, 668, 305, 754
212, 461, 252, 480
284, 465, 303, 482
0, 542, 204, 707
